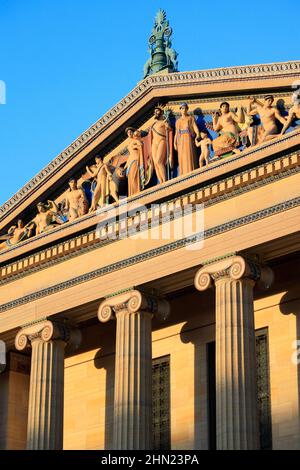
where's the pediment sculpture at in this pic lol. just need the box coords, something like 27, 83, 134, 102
1, 90, 299, 253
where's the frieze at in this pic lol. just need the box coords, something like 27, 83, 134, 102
168, 91, 291, 107
0, 61, 300, 221
0, 194, 299, 314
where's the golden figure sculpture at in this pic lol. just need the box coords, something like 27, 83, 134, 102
236, 113, 255, 146
212, 102, 244, 156
0, 219, 34, 252
174, 103, 200, 175
86, 156, 105, 212
124, 128, 144, 197
65, 178, 88, 221
151, 106, 173, 183
281, 92, 300, 135
247, 95, 287, 142
98, 159, 119, 207
30, 201, 64, 235
195, 130, 212, 168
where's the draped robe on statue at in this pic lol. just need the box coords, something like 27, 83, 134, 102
126, 138, 144, 196
175, 116, 197, 175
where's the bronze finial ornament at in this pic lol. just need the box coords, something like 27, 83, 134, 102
143, 9, 178, 78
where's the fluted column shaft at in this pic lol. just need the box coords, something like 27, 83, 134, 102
15, 319, 81, 450
195, 255, 274, 450
98, 289, 170, 450
215, 277, 258, 449
114, 308, 153, 450
27, 338, 65, 449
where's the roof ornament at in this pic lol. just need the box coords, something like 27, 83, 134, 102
143, 9, 178, 79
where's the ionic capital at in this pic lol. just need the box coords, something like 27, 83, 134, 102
15, 319, 81, 351
194, 255, 274, 291
98, 289, 170, 323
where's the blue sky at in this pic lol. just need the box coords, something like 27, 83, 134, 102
0, 0, 299, 206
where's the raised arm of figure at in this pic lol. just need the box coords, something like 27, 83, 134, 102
7, 225, 17, 236
247, 97, 263, 116
212, 113, 221, 132
231, 107, 244, 123
47, 200, 59, 213
281, 107, 296, 134
86, 165, 98, 178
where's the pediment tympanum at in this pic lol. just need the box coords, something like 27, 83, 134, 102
0, 61, 300, 263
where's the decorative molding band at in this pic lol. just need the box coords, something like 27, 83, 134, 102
0, 60, 299, 220
1, 195, 299, 314
106, 287, 135, 299
0, 151, 299, 284
169, 91, 291, 106
201, 252, 239, 266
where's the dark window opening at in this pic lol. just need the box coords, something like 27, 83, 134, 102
152, 355, 171, 450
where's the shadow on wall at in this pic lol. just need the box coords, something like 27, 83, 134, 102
179, 294, 215, 450
93, 347, 115, 450
279, 289, 300, 444
65, 320, 115, 450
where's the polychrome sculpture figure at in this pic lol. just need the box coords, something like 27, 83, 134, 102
247, 95, 286, 142
174, 103, 200, 176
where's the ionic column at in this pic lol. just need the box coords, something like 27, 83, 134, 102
98, 289, 170, 450
195, 256, 273, 450
15, 319, 81, 450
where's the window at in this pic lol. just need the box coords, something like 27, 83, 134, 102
152, 355, 171, 449
256, 328, 272, 450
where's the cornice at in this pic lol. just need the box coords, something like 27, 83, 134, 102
0, 150, 299, 284
0, 60, 299, 222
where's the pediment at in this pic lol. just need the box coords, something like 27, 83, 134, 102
0, 60, 300, 261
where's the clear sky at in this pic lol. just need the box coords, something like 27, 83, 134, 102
0, 0, 299, 206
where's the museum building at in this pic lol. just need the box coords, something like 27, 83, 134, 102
0, 11, 300, 451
